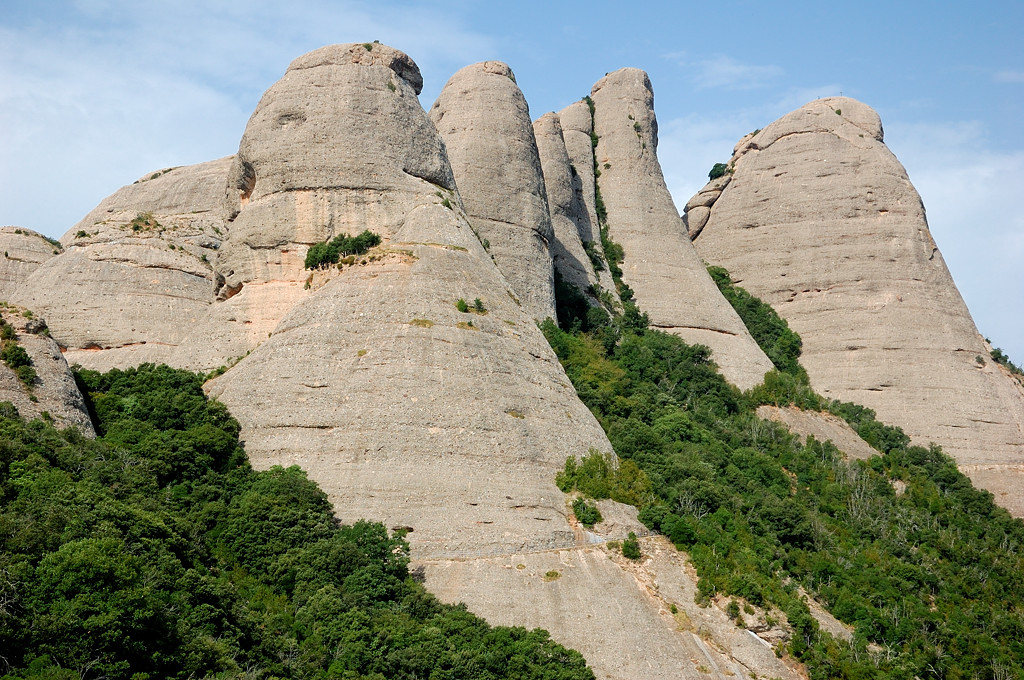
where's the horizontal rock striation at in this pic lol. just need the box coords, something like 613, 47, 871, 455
691, 97, 1024, 513
0, 227, 62, 301
13, 159, 230, 371
429, 61, 556, 321
590, 68, 773, 389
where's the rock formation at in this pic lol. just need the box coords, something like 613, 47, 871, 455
532, 112, 603, 299
0, 227, 61, 300
557, 100, 618, 301
12, 159, 230, 371
589, 68, 774, 389
690, 96, 1024, 515
429, 61, 556, 321
0, 304, 94, 434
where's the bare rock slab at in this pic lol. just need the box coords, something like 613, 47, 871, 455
0, 227, 62, 301
12, 158, 230, 371
430, 61, 556, 321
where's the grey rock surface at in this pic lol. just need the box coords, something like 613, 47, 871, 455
0, 304, 94, 434
691, 96, 1024, 514
557, 100, 618, 302
13, 159, 230, 371
0, 227, 61, 301
422, 535, 801, 680
533, 113, 603, 299
429, 61, 556, 321
590, 69, 773, 389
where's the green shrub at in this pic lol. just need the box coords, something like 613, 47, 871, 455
708, 162, 729, 180
455, 298, 469, 313
1, 342, 31, 369
708, 265, 802, 375
473, 298, 486, 313
304, 230, 381, 269
621, 532, 641, 560
571, 497, 602, 528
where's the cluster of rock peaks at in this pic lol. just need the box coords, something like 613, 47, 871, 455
6, 42, 1023, 679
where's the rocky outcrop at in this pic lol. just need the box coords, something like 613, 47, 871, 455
429, 61, 556, 321
756, 405, 878, 461
557, 101, 618, 301
0, 227, 61, 300
590, 69, 773, 389
691, 96, 1024, 514
533, 113, 603, 298
12, 159, 230, 371
0, 304, 94, 434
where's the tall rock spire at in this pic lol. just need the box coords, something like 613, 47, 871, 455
691, 96, 1024, 515
429, 61, 556, 321
590, 68, 774, 389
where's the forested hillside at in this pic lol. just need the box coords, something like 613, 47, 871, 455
0, 364, 594, 680
549, 272, 1024, 680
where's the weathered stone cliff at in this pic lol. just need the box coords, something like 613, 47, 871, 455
590, 68, 774, 389
429, 61, 556, 321
532, 112, 603, 300
0, 304, 94, 434
0, 227, 61, 300
12, 159, 229, 371
690, 96, 1024, 515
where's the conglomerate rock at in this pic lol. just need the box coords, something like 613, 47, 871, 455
690, 96, 1024, 514
532, 113, 603, 299
557, 100, 618, 302
0, 227, 61, 301
590, 68, 773, 389
429, 61, 556, 321
0, 304, 94, 434
13, 159, 230, 371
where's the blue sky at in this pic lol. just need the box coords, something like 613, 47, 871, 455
2, 0, 1022, 360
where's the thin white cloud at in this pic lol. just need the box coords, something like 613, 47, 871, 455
993, 70, 1024, 83
0, 2, 495, 237
664, 51, 782, 90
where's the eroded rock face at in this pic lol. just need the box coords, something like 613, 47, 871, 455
557, 100, 618, 304
533, 113, 603, 299
0, 305, 94, 434
590, 69, 773, 389
13, 159, 230, 371
691, 97, 1024, 513
429, 61, 556, 321
0, 227, 61, 300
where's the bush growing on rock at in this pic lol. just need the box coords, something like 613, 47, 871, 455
304, 230, 381, 269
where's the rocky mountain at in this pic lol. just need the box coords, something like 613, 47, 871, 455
589, 69, 775, 390
688, 97, 1024, 515
429, 61, 557, 321
7, 43, 1024, 680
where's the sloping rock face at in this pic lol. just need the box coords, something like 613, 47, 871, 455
12, 159, 229, 371
589, 69, 773, 389
691, 97, 1024, 514
756, 405, 878, 461
533, 113, 603, 298
0, 304, 94, 434
429, 61, 556, 321
0, 227, 61, 300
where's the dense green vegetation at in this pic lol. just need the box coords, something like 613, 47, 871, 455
543, 298, 1024, 679
304, 230, 381, 270
989, 342, 1023, 377
707, 265, 803, 376
0, 364, 594, 680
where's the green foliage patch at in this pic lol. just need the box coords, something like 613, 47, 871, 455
304, 230, 382, 270
542, 311, 1024, 679
708, 265, 803, 375
0, 364, 595, 680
